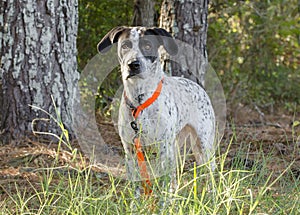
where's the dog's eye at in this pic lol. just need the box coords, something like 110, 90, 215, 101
143, 43, 152, 50
121, 41, 132, 49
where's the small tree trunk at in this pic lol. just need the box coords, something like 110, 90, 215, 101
132, 0, 155, 26
159, 0, 209, 86
0, 0, 79, 144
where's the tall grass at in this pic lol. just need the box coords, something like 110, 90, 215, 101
1, 132, 299, 215
1, 104, 299, 214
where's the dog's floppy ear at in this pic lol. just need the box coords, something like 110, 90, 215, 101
97, 26, 128, 53
145, 28, 178, 56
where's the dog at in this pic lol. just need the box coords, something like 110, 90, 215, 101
97, 26, 215, 195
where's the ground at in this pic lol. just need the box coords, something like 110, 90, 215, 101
0, 104, 299, 202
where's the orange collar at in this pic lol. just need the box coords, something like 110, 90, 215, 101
125, 77, 164, 119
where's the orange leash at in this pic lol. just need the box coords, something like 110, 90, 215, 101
134, 137, 152, 195
125, 78, 164, 195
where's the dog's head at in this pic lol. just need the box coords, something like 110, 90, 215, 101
97, 27, 178, 80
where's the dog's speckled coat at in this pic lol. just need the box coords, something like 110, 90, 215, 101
98, 26, 215, 190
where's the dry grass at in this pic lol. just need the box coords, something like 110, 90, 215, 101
0, 106, 299, 214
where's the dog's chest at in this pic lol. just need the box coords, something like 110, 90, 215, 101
118, 92, 179, 145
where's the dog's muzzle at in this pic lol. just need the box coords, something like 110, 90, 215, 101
127, 60, 141, 79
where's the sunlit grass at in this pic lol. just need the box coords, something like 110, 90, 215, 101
1, 106, 299, 214
1, 132, 299, 215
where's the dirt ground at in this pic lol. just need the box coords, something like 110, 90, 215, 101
0, 104, 299, 200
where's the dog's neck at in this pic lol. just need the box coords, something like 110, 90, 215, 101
123, 71, 164, 107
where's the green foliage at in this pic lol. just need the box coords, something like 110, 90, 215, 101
77, 0, 299, 112
78, 0, 134, 113
208, 0, 300, 109
78, 0, 134, 71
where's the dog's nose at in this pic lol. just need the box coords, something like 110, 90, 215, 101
128, 60, 141, 72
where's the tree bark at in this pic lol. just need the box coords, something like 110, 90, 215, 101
0, 0, 79, 143
159, 0, 209, 86
132, 0, 155, 27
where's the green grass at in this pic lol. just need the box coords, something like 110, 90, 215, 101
1, 135, 299, 215
1, 104, 299, 214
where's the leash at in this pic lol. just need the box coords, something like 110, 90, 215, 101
124, 77, 164, 195
134, 137, 153, 195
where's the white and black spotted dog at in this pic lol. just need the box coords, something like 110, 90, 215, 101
98, 26, 215, 194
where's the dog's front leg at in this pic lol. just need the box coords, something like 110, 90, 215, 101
124, 154, 144, 213
159, 140, 177, 192
122, 141, 143, 198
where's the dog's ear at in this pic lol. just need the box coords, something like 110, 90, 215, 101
97, 26, 128, 53
145, 28, 178, 56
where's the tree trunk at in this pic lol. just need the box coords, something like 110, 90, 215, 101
132, 0, 155, 26
0, 0, 79, 143
159, 0, 209, 86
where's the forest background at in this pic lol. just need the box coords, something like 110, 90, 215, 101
0, 0, 299, 214
78, 0, 300, 113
